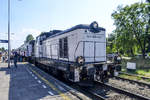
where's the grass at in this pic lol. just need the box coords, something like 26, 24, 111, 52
136, 69, 150, 77
119, 73, 150, 83
119, 74, 142, 80
121, 68, 150, 78
120, 57, 150, 78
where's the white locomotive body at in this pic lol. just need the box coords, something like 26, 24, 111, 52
18, 22, 121, 85
33, 22, 108, 84
42, 26, 106, 63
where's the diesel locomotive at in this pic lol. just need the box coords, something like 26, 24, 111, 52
17, 21, 121, 86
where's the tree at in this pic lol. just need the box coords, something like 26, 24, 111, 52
26, 34, 34, 43
146, 0, 150, 53
112, 3, 150, 58
107, 33, 116, 54
0, 47, 5, 52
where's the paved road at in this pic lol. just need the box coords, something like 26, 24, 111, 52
0, 62, 91, 100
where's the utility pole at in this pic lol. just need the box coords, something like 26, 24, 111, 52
8, 0, 11, 68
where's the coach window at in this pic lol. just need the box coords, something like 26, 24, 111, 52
59, 37, 68, 58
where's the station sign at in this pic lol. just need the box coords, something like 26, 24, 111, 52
0, 40, 8, 43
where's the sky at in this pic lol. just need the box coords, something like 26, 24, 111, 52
0, 0, 145, 49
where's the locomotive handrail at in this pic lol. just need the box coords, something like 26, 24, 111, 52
74, 41, 83, 61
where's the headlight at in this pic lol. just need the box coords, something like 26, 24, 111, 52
93, 22, 98, 28
76, 56, 85, 65
90, 21, 99, 29
89, 21, 100, 33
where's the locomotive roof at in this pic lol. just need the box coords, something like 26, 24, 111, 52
46, 24, 106, 40
40, 30, 62, 37
36, 30, 62, 41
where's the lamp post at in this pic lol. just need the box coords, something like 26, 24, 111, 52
8, 0, 10, 68
7, 0, 21, 68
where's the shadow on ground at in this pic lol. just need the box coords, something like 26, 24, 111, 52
0, 63, 72, 100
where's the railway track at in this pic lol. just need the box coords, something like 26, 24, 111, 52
79, 81, 142, 100
114, 76, 150, 88
29, 63, 150, 100
79, 86, 106, 100
86, 72, 150, 100
97, 82, 150, 100
75, 84, 130, 100
108, 76, 150, 99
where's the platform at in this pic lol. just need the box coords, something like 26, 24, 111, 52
0, 62, 91, 100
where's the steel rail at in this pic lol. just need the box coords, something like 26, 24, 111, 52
114, 76, 150, 88
97, 82, 150, 100
80, 87, 106, 100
